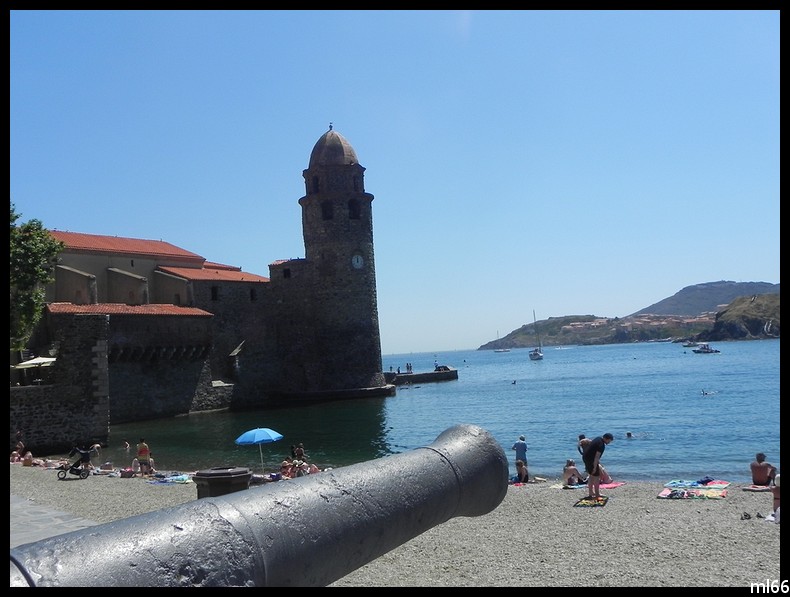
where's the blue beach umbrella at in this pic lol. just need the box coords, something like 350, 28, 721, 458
234, 427, 284, 472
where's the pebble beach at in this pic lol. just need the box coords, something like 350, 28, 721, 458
10, 463, 780, 587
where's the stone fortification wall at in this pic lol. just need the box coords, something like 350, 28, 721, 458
189, 278, 273, 385
11, 311, 239, 454
10, 313, 110, 454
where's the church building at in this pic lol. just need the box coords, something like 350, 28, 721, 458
19, 128, 394, 435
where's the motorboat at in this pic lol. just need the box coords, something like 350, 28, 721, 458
692, 343, 720, 354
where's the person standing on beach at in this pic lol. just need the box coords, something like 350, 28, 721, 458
583, 433, 614, 501
136, 438, 151, 476
512, 435, 528, 468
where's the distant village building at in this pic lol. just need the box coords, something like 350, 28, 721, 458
13, 128, 395, 449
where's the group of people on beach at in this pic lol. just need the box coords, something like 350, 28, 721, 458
274, 443, 320, 480
509, 431, 780, 518
512, 432, 614, 501
8, 430, 159, 479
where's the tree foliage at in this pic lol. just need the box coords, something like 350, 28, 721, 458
9, 201, 64, 350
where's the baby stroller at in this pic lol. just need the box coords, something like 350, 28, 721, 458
57, 447, 91, 480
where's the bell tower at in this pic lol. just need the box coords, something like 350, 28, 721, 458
290, 126, 386, 392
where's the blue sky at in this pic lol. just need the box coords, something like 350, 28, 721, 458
10, 10, 779, 355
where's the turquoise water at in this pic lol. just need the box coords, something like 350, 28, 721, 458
104, 339, 779, 483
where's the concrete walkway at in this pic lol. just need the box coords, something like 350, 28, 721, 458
10, 493, 100, 549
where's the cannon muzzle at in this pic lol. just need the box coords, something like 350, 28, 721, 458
10, 423, 507, 586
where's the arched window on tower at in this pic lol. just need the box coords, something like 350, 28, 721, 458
321, 201, 334, 220
348, 198, 361, 220
312, 176, 320, 194
353, 176, 360, 192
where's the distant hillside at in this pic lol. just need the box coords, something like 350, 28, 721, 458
479, 281, 780, 350
698, 293, 780, 341
630, 281, 780, 317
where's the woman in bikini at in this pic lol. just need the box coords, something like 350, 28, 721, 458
563, 459, 587, 486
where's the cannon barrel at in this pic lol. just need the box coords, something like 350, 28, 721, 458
10, 423, 507, 587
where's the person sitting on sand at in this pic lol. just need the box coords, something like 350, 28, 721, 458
750, 452, 777, 486
563, 459, 587, 485
599, 464, 613, 484
279, 459, 294, 479
515, 459, 529, 483
292, 460, 310, 477
769, 473, 780, 518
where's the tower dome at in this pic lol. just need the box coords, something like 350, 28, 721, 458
308, 125, 359, 167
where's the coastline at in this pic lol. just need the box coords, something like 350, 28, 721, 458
11, 464, 780, 587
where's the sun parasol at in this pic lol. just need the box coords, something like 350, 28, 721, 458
234, 427, 284, 472
12, 356, 57, 369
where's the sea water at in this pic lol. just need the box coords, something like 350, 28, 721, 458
107, 339, 779, 483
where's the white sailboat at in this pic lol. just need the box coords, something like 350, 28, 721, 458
528, 310, 544, 361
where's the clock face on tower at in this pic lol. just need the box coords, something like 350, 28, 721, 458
351, 254, 364, 269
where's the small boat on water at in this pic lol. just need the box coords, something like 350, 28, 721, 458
682, 341, 699, 348
528, 310, 544, 361
692, 343, 720, 354
493, 330, 510, 352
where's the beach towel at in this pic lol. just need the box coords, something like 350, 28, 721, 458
148, 474, 193, 485
657, 487, 727, 499
664, 479, 731, 489
742, 484, 772, 492
557, 481, 626, 490
574, 496, 608, 507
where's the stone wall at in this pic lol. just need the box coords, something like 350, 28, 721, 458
10, 310, 238, 454
10, 313, 110, 455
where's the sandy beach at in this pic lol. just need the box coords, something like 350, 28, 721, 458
10, 463, 780, 587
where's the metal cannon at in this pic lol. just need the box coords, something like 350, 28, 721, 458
10, 423, 508, 587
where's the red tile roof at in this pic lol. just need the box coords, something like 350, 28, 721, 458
202, 261, 242, 271
49, 230, 205, 263
47, 303, 213, 317
158, 266, 270, 283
